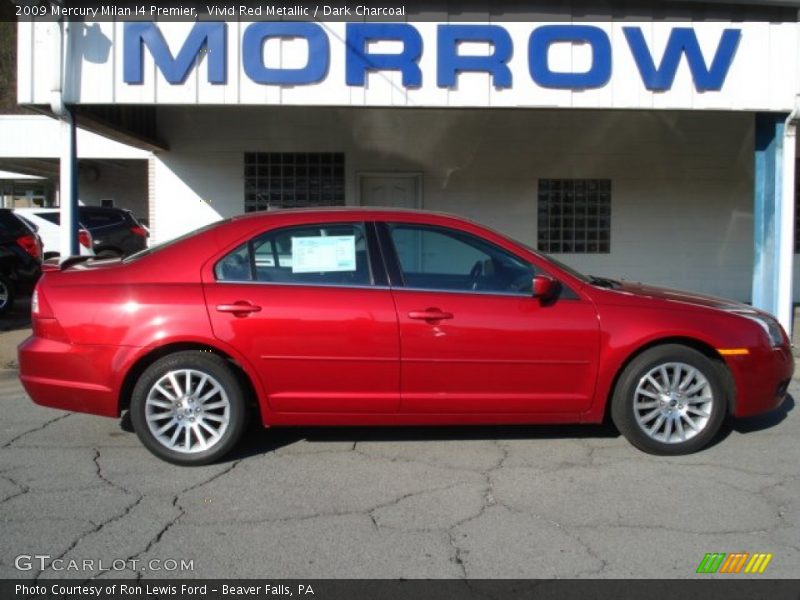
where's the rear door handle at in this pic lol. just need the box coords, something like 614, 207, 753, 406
216, 302, 262, 315
408, 309, 453, 321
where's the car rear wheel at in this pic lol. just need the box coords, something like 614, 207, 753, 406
0, 275, 15, 315
611, 344, 727, 455
130, 351, 247, 465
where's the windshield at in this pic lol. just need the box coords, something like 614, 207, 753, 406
123, 220, 224, 263
520, 243, 590, 283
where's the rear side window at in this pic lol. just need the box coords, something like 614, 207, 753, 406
215, 222, 372, 287
34, 212, 60, 225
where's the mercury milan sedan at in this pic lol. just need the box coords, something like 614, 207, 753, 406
18, 209, 793, 465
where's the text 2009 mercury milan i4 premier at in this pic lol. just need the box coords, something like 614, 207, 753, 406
18, 208, 793, 465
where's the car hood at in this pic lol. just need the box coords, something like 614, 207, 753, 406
606, 281, 752, 312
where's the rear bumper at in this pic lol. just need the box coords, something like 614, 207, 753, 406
727, 344, 794, 418
18, 336, 124, 417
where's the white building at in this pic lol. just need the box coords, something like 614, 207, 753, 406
14, 3, 800, 331
0, 115, 149, 215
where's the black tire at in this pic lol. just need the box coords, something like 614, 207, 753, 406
0, 275, 15, 315
130, 351, 248, 465
611, 344, 728, 455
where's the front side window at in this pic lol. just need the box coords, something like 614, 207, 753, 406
387, 223, 535, 295
215, 222, 372, 287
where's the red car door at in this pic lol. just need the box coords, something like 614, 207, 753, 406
203, 222, 400, 414
381, 222, 599, 415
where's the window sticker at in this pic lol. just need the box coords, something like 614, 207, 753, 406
291, 235, 357, 273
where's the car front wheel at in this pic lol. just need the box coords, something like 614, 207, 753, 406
611, 344, 727, 455
130, 351, 247, 465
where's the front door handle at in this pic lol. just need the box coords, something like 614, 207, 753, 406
216, 302, 262, 315
408, 308, 453, 321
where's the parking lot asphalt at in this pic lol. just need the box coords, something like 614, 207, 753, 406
0, 323, 798, 580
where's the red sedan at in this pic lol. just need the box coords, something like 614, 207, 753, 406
18, 209, 793, 465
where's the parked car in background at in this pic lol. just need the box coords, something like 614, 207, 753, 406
78, 207, 149, 258
0, 209, 42, 315
19, 209, 792, 464
13, 209, 94, 259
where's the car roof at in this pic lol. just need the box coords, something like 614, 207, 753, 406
229, 206, 475, 224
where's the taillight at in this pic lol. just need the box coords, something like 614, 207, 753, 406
79, 229, 92, 249
31, 285, 53, 318
130, 225, 148, 238
31, 284, 69, 342
17, 234, 41, 259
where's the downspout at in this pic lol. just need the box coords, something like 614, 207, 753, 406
777, 98, 800, 336
49, 15, 78, 258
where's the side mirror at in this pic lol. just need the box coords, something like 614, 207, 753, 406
532, 275, 558, 300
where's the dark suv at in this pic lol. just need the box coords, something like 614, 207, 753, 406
0, 209, 42, 315
78, 207, 149, 257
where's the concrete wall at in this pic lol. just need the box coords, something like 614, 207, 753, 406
151, 106, 760, 302
79, 160, 148, 220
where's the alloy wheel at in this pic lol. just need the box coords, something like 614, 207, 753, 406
144, 368, 231, 453
632, 362, 713, 444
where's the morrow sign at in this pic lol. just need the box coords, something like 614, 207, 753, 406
123, 22, 742, 92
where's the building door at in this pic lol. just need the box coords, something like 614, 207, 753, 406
358, 173, 421, 209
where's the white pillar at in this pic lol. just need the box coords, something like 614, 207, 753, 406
777, 115, 797, 335
59, 112, 78, 258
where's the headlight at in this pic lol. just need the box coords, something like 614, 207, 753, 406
732, 311, 785, 347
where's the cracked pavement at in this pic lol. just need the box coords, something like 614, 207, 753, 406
0, 326, 798, 579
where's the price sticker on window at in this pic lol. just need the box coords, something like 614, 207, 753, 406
291, 236, 357, 273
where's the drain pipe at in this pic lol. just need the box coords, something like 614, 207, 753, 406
49, 15, 79, 258
777, 98, 800, 336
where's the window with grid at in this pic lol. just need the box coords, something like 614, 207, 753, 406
244, 153, 345, 212
537, 179, 611, 253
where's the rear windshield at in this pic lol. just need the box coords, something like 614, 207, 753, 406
34, 212, 60, 225
80, 209, 126, 228
123, 220, 224, 263
0, 211, 28, 234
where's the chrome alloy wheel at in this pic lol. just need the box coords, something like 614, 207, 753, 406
633, 362, 713, 444
144, 369, 231, 454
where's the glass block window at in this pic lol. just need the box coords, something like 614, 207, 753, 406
244, 153, 345, 212
537, 179, 611, 253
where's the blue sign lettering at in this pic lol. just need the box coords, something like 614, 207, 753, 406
345, 24, 422, 87
122, 22, 742, 94
437, 25, 513, 88
623, 27, 741, 92
529, 25, 611, 89
124, 22, 226, 84
243, 22, 329, 85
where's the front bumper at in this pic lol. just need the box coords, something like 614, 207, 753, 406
726, 343, 794, 418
